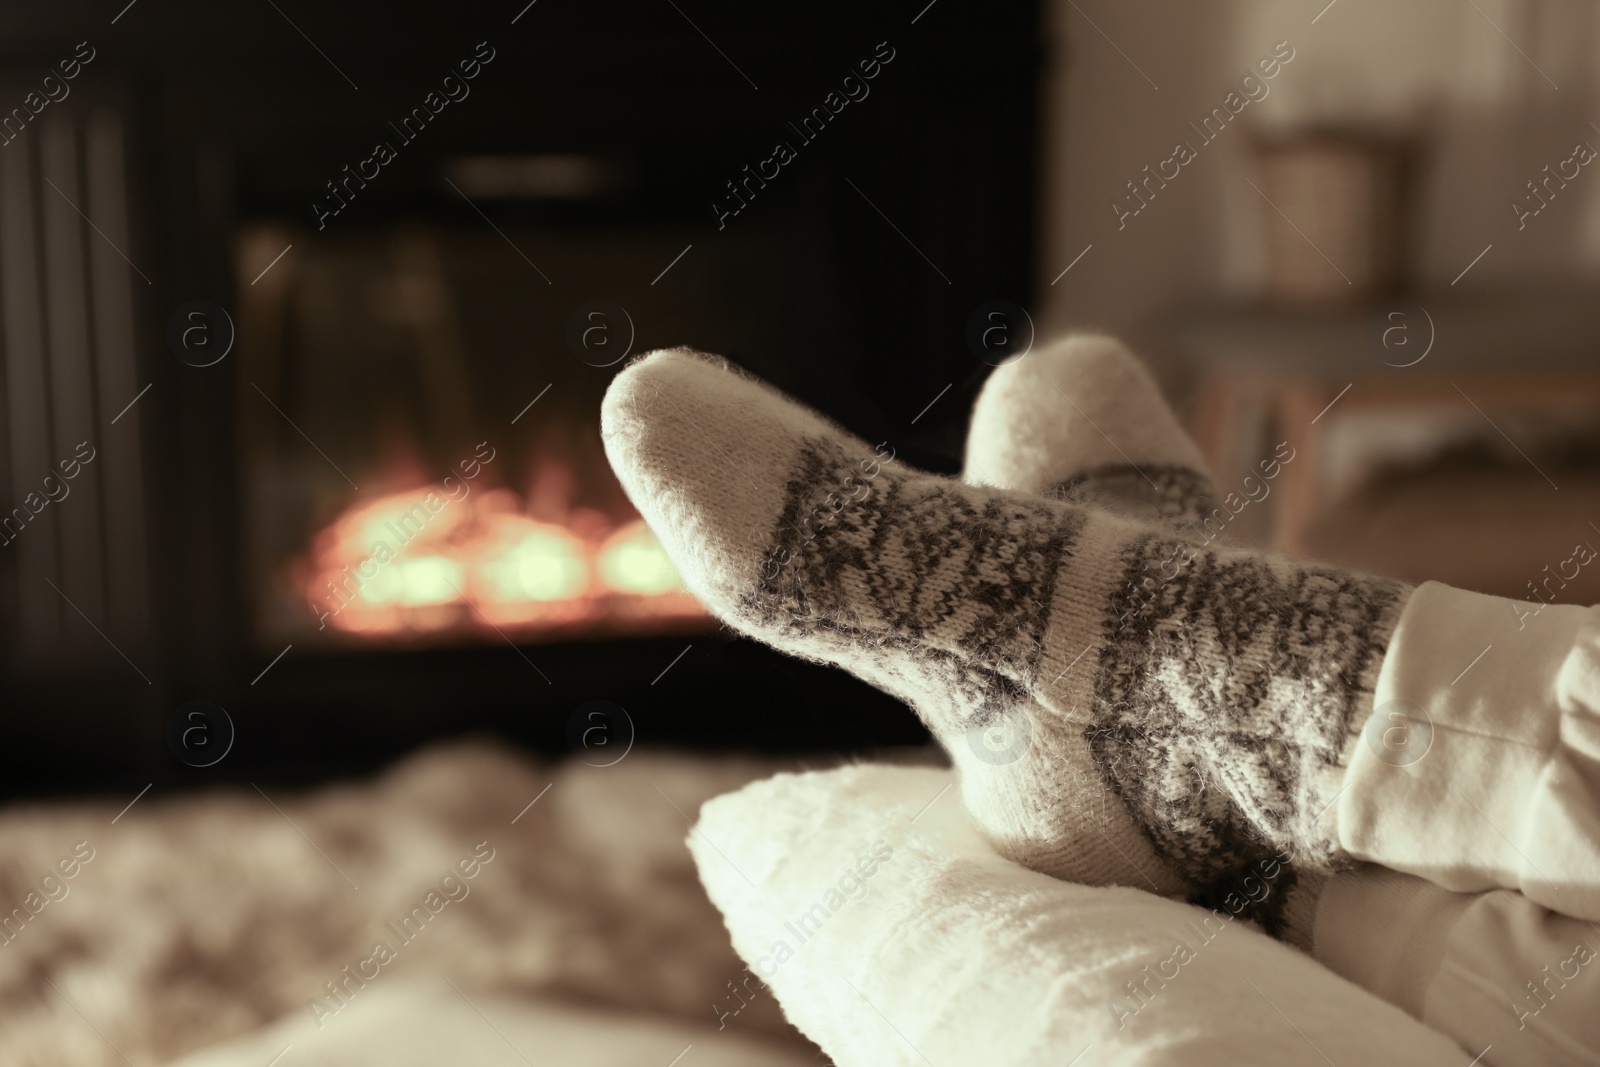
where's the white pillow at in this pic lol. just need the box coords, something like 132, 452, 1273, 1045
691, 762, 1468, 1067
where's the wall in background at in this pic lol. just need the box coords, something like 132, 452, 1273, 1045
1040, 0, 1600, 345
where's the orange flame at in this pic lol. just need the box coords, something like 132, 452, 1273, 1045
296, 483, 704, 638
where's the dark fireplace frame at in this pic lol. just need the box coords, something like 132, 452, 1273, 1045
0, 0, 1042, 800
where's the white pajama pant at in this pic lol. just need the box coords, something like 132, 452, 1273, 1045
1318, 581, 1600, 1066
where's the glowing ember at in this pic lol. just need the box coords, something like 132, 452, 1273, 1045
296, 484, 704, 638
597, 521, 683, 596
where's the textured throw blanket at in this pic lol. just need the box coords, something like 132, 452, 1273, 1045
0, 741, 809, 1066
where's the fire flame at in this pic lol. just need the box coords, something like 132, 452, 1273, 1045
296, 484, 704, 638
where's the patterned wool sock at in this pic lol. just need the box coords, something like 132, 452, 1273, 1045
601, 348, 1412, 894
950, 335, 1215, 896
965, 334, 1217, 526
964, 334, 1329, 944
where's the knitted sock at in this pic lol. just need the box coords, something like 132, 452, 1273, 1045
965, 334, 1326, 944
965, 333, 1217, 526
601, 348, 1412, 893
940, 335, 1216, 902
945, 335, 1216, 896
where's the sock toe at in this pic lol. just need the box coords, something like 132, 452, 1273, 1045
602, 348, 823, 618
965, 333, 1210, 495
602, 347, 1083, 732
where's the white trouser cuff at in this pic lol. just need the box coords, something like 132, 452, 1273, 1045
1337, 580, 1600, 920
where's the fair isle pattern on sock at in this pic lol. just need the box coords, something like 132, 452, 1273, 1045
1086, 533, 1408, 881
1051, 462, 1217, 526
1064, 463, 1326, 944
742, 436, 1080, 735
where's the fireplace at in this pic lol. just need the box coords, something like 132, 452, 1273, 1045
0, 0, 1042, 797
235, 222, 707, 648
